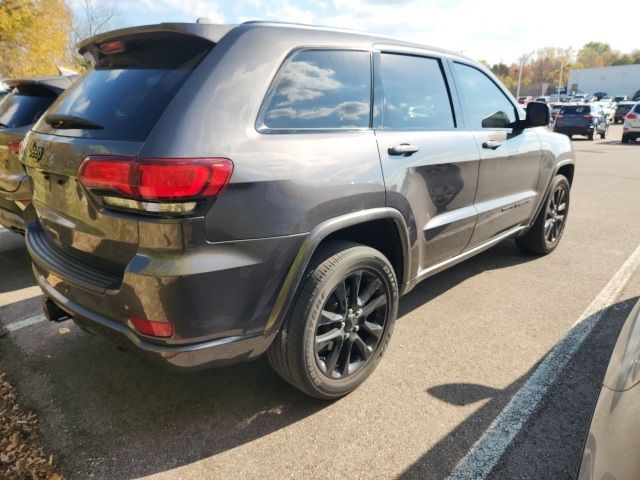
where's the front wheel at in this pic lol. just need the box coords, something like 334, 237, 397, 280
267, 242, 398, 399
516, 174, 570, 255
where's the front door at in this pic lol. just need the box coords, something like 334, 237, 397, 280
449, 61, 542, 246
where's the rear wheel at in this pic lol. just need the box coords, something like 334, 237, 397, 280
516, 174, 570, 255
622, 135, 630, 144
600, 127, 607, 139
587, 132, 594, 140
267, 242, 398, 399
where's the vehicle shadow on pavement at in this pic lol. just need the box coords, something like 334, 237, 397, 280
398, 240, 535, 318
0, 239, 544, 479
0, 232, 36, 294
396, 296, 637, 480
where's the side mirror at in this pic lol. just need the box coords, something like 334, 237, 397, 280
526, 101, 550, 127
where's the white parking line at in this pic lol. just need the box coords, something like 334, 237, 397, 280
5, 313, 45, 332
447, 244, 640, 480
0, 286, 42, 308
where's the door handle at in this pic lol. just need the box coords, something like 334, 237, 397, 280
388, 144, 419, 156
482, 139, 502, 150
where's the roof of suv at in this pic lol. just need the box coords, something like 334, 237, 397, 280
77, 20, 472, 63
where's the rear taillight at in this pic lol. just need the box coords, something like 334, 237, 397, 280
7, 140, 21, 155
627, 113, 638, 120
78, 156, 233, 215
583, 114, 595, 121
555, 114, 564, 120
129, 317, 174, 338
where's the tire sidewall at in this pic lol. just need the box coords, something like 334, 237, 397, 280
541, 175, 571, 253
300, 249, 398, 399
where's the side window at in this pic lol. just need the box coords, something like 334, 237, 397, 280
452, 62, 517, 129
380, 53, 454, 130
259, 49, 371, 130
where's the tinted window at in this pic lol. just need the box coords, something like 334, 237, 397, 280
452, 62, 517, 129
38, 33, 213, 142
380, 54, 454, 130
0, 90, 56, 128
260, 50, 371, 130
635, 104, 640, 113
560, 105, 591, 114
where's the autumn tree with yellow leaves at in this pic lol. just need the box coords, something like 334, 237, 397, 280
0, 0, 73, 78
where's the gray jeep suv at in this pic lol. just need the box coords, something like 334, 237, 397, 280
21, 21, 574, 399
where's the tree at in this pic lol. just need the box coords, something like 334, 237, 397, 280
0, 0, 72, 78
69, 0, 123, 69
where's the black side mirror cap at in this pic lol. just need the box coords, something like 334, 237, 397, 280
525, 101, 550, 128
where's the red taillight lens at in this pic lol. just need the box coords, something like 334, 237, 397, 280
99, 40, 124, 54
78, 156, 233, 201
78, 158, 133, 196
583, 114, 595, 121
7, 140, 21, 155
627, 113, 638, 120
130, 317, 174, 338
555, 114, 564, 120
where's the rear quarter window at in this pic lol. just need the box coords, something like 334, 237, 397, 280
35, 33, 213, 142
258, 49, 372, 131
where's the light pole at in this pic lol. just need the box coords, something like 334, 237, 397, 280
516, 57, 524, 99
557, 59, 564, 99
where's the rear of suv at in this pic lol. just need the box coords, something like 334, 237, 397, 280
0, 76, 74, 232
21, 22, 574, 399
553, 104, 608, 140
622, 102, 640, 143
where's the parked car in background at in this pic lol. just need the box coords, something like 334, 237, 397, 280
534, 96, 548, 103
596, 101, 616, 124
578, 300, 640, 479
572, 94, 590, 103
622, 102, 640, 143
0, 75, 75, 233
20, 21, 573, 399
554, 104, 608, 140
593, 92, 608, 101
633, 89, 640, 101
518, 96, 533, 105
614, 101, 636, 124
613, 95, 628, 102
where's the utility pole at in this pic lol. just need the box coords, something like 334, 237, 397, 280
557, 59, 564, 99
516, 57, 524, 99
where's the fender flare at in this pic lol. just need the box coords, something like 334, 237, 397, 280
263, 207, 412, 335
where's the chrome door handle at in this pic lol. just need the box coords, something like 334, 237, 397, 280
482, 140, 502, 150
388, 144, 419, 156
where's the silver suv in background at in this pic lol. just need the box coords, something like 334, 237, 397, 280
20, 22, 574, 399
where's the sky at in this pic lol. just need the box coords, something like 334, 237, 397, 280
96, 0, 640, 65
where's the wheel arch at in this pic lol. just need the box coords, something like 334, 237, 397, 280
263, 208, 411, 336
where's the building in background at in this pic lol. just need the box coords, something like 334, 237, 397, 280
568, 64, 640, 97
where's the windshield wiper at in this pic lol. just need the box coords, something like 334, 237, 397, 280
45, 114, 103, 130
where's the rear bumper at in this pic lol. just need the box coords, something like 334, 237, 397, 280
26, 222, 306, 369
0, 197, 25, 231
34, 266, 276, 369
554, 125, 596, 136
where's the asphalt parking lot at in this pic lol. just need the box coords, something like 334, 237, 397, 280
1, 124, 639, 480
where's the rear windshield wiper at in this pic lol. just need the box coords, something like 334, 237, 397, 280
45, 114, 103, 130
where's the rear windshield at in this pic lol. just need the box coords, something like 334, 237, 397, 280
560, 105, 590, 114
0, 89, 56, 129
617, 104, 633, 111
38, 33, 213, 142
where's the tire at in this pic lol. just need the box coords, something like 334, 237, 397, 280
600, 127, 607, 139
267, 241, 398, 400
622, 135, 630, 144
587, 133, 594, 140
516, 174, 570, 255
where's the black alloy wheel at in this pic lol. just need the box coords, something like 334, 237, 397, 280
314, 269, 388, 379
544, 182, 568, 246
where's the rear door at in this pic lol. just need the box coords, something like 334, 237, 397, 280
21, 32, 215, 272
373, 50, 480, 269
449, 61, 542, 246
